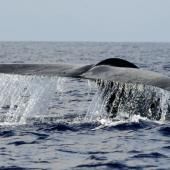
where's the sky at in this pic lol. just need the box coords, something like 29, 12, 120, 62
0, 0, 170, 42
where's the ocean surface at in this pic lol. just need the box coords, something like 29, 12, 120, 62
0, 42, 170, 170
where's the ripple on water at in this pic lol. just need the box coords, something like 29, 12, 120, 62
0, 130, 15, 138
0, 166, 44, 170
132, 152, 168, 159
159, 126, 170, 136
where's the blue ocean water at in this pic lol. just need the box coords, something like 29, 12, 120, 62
0, 42, 170, 170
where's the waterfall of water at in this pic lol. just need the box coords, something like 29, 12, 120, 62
0, 74, 59, 125
0, 73, 169, 125
86, 80, 170, 122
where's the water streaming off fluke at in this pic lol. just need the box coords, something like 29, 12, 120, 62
87, 80, 170, 122
0, 73, 169, 126
0, 74, 59, 125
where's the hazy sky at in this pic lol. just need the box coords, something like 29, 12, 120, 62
0, 0, 170, 42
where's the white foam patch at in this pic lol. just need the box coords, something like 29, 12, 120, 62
92, 114, 164, 130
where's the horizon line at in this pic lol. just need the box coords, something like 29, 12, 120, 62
0, 40, 170, 43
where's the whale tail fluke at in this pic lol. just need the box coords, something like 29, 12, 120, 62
0, 58, 169, 91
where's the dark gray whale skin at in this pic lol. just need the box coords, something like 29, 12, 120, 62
0, 58, 169, 91
0, 63, 92, 77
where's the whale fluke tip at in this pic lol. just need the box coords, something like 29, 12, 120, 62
95, 58, 138, 68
